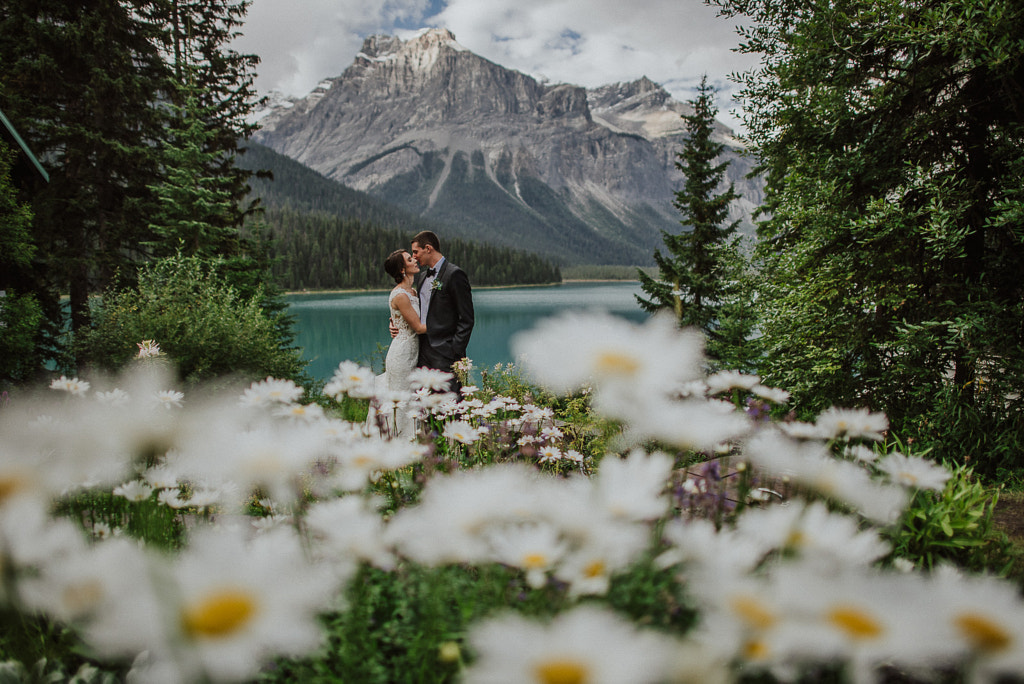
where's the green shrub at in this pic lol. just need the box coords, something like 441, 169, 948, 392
79, 254, 306, 384
0, 290, 44, 387
884, 462, 1016, 574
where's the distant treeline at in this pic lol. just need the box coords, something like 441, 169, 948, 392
239, 142, 562, 290
256, 207, 562, 291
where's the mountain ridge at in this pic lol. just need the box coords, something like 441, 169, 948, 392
253, 28, 762, 266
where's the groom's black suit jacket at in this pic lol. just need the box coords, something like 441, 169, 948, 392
416, 258, 474, 373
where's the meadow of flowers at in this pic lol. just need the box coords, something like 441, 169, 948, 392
0, 313, 1020, 683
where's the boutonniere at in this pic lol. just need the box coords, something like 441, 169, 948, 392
431, 279, 444, 292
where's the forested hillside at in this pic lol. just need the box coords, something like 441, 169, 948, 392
237, 142, 562, 290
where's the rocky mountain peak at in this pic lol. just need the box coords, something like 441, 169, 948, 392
252, 31, 762, 265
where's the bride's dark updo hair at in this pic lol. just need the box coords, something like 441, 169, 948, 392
384, 250, 408, 283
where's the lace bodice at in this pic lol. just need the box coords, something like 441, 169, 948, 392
389, 288, 419, 336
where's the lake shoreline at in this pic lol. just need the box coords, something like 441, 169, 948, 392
284, 279, 639, 296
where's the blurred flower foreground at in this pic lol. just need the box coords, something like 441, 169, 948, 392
1, 312, 1019, 684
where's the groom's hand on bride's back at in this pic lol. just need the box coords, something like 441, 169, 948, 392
389, 318, 399, 338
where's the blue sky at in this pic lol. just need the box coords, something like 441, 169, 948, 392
231, 0, 758, 130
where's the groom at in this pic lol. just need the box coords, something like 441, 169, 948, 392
397, 230, 474, 391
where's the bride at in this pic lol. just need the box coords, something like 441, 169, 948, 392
375, 249, 426, 435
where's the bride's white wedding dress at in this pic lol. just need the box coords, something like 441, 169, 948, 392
372, 288, 420, 437
385, 288, 420, 390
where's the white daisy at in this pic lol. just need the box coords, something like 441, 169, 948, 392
407, 367, 455, 392
49, 375, 90, 396
487, 522, 568, 588
154, 389, 185, 409
876, 452, 952, 491
240, 377, 304, 406
113, 480, 154, 502
463, 605, 678, 684
323, 360, 376, 399
706, 370, 761, 394
815, 406, 888, 441
592, 449, 673, 522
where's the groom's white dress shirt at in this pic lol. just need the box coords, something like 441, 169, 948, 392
419, 257, 444, 324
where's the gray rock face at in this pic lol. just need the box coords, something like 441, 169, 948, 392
254, 28, 763, 265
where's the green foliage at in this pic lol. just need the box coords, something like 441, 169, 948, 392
0, 0, 265, 370
261, 558, 695, 684
79, 254, 306, 384
257, 207, 561, 291
637, 77, 756, 368
885, 463, 1015, 575
0, 142, 35, 270
0, 291, 44, 387
712, 0, 1024, 465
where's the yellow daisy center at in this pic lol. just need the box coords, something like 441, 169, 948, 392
0, 475, 28, 504
784, 530, 806, 548
523, 553, 548, 569
534, 659, 590, 684
583, 560, 606, 578
955, 612, 1012, 653
730, 595, 777, 629
594, 351, 640, 376
62, 580, 104, 615
743, 638, 771, 661
828, 605, 883, 640
181, 589, 258, 638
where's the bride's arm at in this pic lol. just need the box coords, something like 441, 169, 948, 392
393, 293, 426, 334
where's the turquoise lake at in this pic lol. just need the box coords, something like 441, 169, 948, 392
287, 281, 650, 382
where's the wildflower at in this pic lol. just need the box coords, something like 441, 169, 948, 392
876, 452, 952, 491
488, 522, 568, 588
323, 360, 376, 399
157, 488, 190, 509
408, 367, 455, 392
815, 406, 888, 441
512, 311, 703, 398
592, 449, 672, 522
443, 419, 482, 444
771, 565, 947, 674
932, 572, 1024, 677
564, 450, 584, 464
460, 385, 480, 396
777, 420, 824, 440
123, 527, 333, 683
751, 384, 791, 404
274, 402, 325, 423
136, 340, 162, 359
49, 375, 90, 396
154, 390, 185, 409
845, 444, 878, 463
304, 496, 394, 572
706, 370, 760, 394
463, 605, 678, 684
539, 426, 564, 441
745, 430, 908, 523
537, 445, 562, 464
240, 377, 304, 406
554, 522, 650, 597
95, 388, 131, 406
613, 396, 751, 451
736, 501, 890, 569
21, 537, 151, 627
142, 466, 180, 490
113, 480, 154, 502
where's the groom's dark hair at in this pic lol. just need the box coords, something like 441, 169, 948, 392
412, 230, 441, 253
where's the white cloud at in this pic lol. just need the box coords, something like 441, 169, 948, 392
232, 0, 758, 129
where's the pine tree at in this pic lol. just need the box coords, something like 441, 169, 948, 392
636, 76, 747, 363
